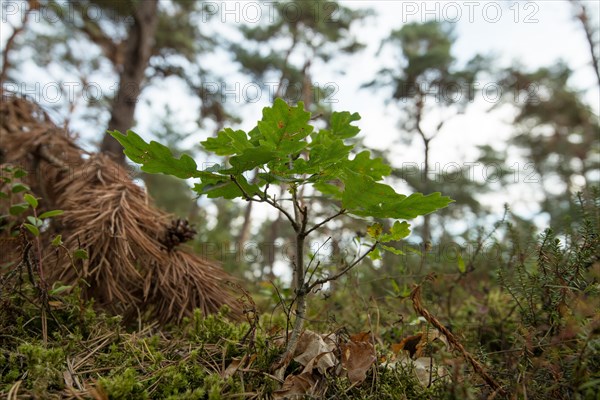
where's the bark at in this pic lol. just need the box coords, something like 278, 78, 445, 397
302, 59, 312, 109
101, 0, 159, 163
263, 214, 282, 280
277, 229, 306, 380
237, 200, 254, 245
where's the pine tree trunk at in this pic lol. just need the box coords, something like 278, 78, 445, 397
264, 214, 282, 280
101, 0, 159, 163
237, 200, 253, 246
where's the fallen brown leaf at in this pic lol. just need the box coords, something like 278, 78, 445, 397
273, 371, 320, 399
350, 331, 372, 343
341, 340, 376, 385
221, 357, 244, 379
293, 330, 337, 374
392, 329, 448, 359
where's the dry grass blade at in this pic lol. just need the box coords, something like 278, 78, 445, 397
6, 380, 22, 400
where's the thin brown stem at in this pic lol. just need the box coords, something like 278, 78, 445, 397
571, 0, 600, 89
284, 232, 306, 348
411, 284, 506, 396
307, 242, 378, 291
26, 207, 47, 290
275, 184, 310, 379
229, 175, 298, 230
305, 209, 346, 236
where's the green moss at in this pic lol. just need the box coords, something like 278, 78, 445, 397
98, 368, 148, 399
184, 308, 247, 344
2, 343, 66, 397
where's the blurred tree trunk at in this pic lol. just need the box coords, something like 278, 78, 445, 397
416, 96, 432, 244
101, 0, 159, 163
237, 199, 254, 246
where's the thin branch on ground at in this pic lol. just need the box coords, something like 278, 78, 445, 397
411, 283, 507, 396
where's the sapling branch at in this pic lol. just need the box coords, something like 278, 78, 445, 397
270, 280, 292, 326
305, 209, 346, 236
306, 237, 331, 271
305, 260, 321, 290
276, 185, 312, 376
303, 237, 332, 289
230, 174, 298, 230
229, 174, 252, 199
307, 241, 379, 291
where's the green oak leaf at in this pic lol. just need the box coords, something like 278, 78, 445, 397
230, 147, 277, 174
257, 98, 312, 155
346, 151, 391, 180
202, 128, 252, 156
380, 244, 404, 255
308, 130, 352, 168
342, 171, 453, 219
194, 174, 259, 200
330, 111, 361, 139
367, 223, 383, 238
380, 221, 411, 242
110, 130, 200, 179
368, 245, 382, 261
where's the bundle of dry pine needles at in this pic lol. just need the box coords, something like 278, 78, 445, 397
0, 93, 241, 323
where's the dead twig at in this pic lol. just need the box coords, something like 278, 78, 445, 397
410, 283, 507, 397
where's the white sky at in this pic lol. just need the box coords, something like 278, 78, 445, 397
1, 0, 599, 231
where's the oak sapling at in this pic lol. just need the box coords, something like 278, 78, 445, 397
111, 98, 453, 375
